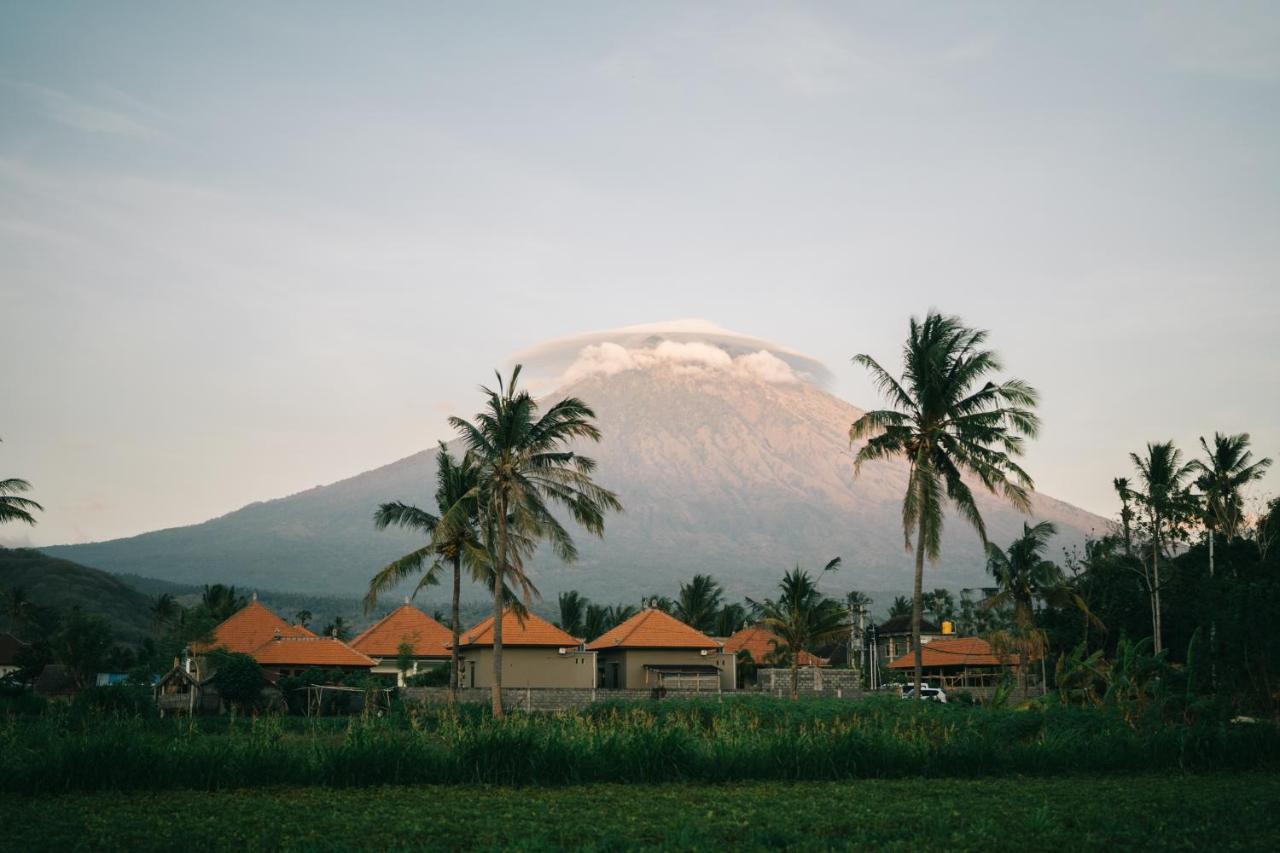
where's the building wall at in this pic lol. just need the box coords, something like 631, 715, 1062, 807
460, 647, 596, 688
595, 649, 736, 691
369, 656, 450, 687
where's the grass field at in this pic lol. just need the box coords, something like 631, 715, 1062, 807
1, 773, 1276, 851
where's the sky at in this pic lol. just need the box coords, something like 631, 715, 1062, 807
2, 2, 1278, 547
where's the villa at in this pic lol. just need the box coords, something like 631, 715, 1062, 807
350, 602, 453, 686
586, 608, 736, 691
455, 609, 596, 689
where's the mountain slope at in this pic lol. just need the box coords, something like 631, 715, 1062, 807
44, 324, 1108, 602
0, 548, 155, 644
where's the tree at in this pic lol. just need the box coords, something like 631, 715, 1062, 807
850, 311, 1039, 699
1114, 477, 1136, 556
321, 616, 351, 641
367, 443, 486, 703
557, 590, 587, 637
1128, 442, 1199, 653
747, 559, 846, 700
201, 585, 246, 622
150, 593, 180, 631
583, 603, 611, 640
295, 610, 312, 629
442, 365, 621, 717
922, 588, 957, 626
673, 574, 724, 634
888, 596, 912, 619
1191, 433, 1272, 576
714, 602, 748, 637
641, 595, 673, 613
984, 521, 1098, 697
396, 638, 415, 683
208, 650, 265, 711
51, 608, 115, 689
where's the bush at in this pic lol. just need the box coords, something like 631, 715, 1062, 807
405, 664, 451, 687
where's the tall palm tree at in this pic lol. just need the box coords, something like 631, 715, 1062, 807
850, 311, 1040, 698
367, 443, 486, 701
984, 521, 1098, 697
442, 365, 621, 717
887, 595, 913, 619
747, 559, 846, 700
1191, 432, 1272, 577
1113, 477, 1135, 556
714, 602, 748, 637
673, 574, 725, 634
294, 610, 312, 629
201, 585, 246, 622
1129, 441, 1198, 653
557, 590, 587, 637
150, 593, 180, 632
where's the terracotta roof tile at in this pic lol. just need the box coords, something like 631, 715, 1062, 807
351, 604, 452, 659
586, 609, 720, 651
888, 636, 1021, 669
722, 625, 826, 666
458, 609, 578, 648
250, 636, 376, 668
191, 600, 315, 654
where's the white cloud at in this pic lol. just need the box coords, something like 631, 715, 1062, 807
560, 341, 799, 386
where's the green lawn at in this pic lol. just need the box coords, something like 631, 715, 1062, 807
2, 773, 1276, 851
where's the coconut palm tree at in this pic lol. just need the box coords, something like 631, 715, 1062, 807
887, 596, 912, 619
294, 610, 312, 629
1191, 432, 1272, 577
201, 585, 246, 622
850, 311, 1040, 699
556, 590, 588, 637
0, 438, 42, 528
1114, 477, 1136, 556
747, 559, 846, 700
150, 593, 180, 631
673, 574, 725, 634
984, 521, 1098, 697
1128, 441, 1199, 653
442, 365, 621, 717
714, 602, 748, 637
367, 443, 487, 700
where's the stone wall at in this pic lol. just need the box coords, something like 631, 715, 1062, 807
403, 684, 741, 713
754, 667, 862, 696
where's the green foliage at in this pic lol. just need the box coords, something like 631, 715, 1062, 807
5, 774, 1280, 851
405, 664, 451, 688
673, 574, 724, 634
51, 608, 117, 688
207, 651, 265, 711
1, 698, 1277, 795
0, 549, 155, 645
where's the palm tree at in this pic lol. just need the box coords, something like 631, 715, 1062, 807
714, 602, 748, 637
984, 521, 1098, 697
1113, 477, 1136, 556
1129, 441, 1198, 653
323, 615, 350, 641
583, 602, 611, 640
1191, 432, 1272, 577
640, 594, 673, 613
747, 559, 846, 700
367, 443, 486, 701
888, 596, 912, 619
150, 593, 180, 632
201, 585, 246, 622
922, 588, 957, 626
673, 574, 724, 634
442, 365, 621, 717
557, 590, 588, 637
0, 438, 42, 527
850, 311, 1040, 699
294, 610, 312, 629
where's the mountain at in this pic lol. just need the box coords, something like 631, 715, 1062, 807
0, 548, 155, 645
43, 322, 1108, 603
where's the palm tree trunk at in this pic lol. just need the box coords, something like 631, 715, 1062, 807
790, 655, 799, 701
491, 497, 508, 719
1208, 528, 1216, 689
1152, 526, 1163, 654
912, 512, 926, 701
449, 554, 461, 705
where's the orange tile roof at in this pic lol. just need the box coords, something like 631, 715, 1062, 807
191, 600, 315, 654
586, 609, 720, 651
888, 636, 1022, 670
722, 625, 826, 666
457, 609, 579, 648
351, 604, 452, 659
249, 636, 376, 668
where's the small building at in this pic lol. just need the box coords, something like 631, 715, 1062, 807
871, 615, 945, 666
723, 625, 828, 668
456, 609, 595, 689
586, 609, 736, 691
154, 657, 221, 715
0, 632, 28, 679
250, 635, 378, 680
887, 636, 1022, 689
350, 603, 453, 686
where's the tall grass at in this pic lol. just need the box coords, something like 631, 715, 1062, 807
1, 697, 1276, 794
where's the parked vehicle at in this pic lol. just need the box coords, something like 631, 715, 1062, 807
901, 684, 947, 703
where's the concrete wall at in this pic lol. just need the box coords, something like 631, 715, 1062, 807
756, 667, 861, 695
460, 647, 596, 689
404, 686, 745, 712
595, 649, 736, 690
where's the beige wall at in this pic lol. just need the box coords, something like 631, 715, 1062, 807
596, 649, 736, 691
460, 646, 597, 688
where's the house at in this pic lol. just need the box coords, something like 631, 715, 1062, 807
0, 632, 28, 679
250, 635, 377, 680
455, 609, 596, 689
190, 595, 316, 656
723, 625, 828, 668
154, 657, 221, 715
871, 614, 946, 666
887, 636, 1022, 689
350, 603, 452, 686
586, 609, 736, 691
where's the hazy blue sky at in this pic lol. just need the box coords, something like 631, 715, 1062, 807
2, 2, 1278, 546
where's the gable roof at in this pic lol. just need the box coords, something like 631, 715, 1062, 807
878, 614, 941, 636
249, 636, 377, 668
191, 600, 315, 655
586, 609, 720, 651
457, 609, 578, 648
888, 636, 1021, 669
351, 604, 452, 659
722, 625, 826, 666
